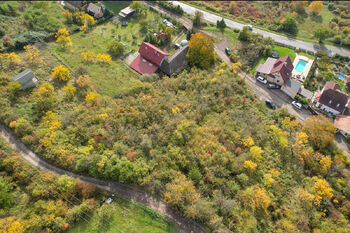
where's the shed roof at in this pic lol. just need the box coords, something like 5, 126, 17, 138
282, 79, 301, 98
87, 3, 103, 19
12, 69, 37, 90
299, 87, 314, 100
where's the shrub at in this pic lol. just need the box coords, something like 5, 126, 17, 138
13, 31, 49, 49
107, 41, 124, 57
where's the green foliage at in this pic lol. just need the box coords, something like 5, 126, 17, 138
314, 26, 334, 43
282, 14, 298, 35
238, 26, 251, 41
13, 31, 49, 49
23, 8, 64, 33
216, 18, 226, 30
0, 177, 13, 208
107, 41, 124, 57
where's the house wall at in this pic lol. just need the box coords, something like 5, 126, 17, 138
315, 102, 340, 115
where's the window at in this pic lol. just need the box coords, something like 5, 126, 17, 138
329, 100, 332, 104
336, 103, 340, 107
277, 80, 280, 83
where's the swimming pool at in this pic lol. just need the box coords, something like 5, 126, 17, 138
338, 73, 345, 80
295, 60, 306, 72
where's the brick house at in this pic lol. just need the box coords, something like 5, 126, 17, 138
256, 56, 294, 85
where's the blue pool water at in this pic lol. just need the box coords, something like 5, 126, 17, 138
338, 73, 345, 80
295, 60, 306, 72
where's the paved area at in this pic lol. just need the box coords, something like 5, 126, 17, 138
0, 123, 208, 233
172, 1, 350, 57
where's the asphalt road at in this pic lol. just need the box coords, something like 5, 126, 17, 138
172, 1, 350, 57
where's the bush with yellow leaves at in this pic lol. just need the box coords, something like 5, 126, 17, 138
51, 65, 70, 81
24, 45, 42, 64
85, 92, 100, 105
81, 51, 95, 63
55, 28, 72, 48
96, 53, 111, 64
62, 85, 76, 100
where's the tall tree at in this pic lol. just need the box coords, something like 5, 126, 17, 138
193, 11, 202, 28
314, 26, 334, 43
187, 33, 216, 69
309, 1, 323, 15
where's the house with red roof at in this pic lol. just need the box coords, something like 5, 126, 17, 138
315, 81, 350, 116
256, 56, 294, 86
129, 42, 188, 76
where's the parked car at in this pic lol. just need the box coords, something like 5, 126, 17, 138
292, 101, 302, 110
257, 76, 267, 84
225, 47, 231, 56
122, 21, 128, 27
174, 43, 181, 49
265, 99, 277, 109
247, 25, 253, 31
271, 51, 280, 58
267, 83, 281, 89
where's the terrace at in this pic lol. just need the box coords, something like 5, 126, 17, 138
292, 54, 314, 83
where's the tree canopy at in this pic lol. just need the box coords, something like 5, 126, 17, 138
187, 33, 216, 69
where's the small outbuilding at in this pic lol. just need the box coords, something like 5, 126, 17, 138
12, 69, 38, 90
118, 6, 135, 20
86, 3, 104, 19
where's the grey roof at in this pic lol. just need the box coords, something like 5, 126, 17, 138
256, 57, 276, 74
282, 79, 301, 98
65, 1, 83, 9
12, 69, 37, 90
299, 87, 313, 100
119, 6, 135, 18
160, 45, 188, 76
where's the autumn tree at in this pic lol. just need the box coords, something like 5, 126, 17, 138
107, 41, 124, 57
79, 13, 95, 32
55, 28, 72, 48
51, 65, 70, 81
24, 45, 42, 64
32, 82, 55, 112
6, 52, 21, 67
309, 1, 323, 15
302, 115, 336, 149
312, 177, 333, 206
240, 185, 271, 213
250, 146, 263, 161
164, 172, 200, 208
62, 85, 76, 100
244, 160, 257, 175
187, 33, 216, 69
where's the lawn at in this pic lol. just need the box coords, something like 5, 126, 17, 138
103, 1, 130, 15
68, 197, 178, 233
202, 27, 239, 48
298, 52, 315, 60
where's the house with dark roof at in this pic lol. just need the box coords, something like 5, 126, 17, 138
129, 42, 189, 76
256, 56, 293, 85
334, 115, 350, 137
315, 81, 350, 115
86, 3, 103, 19
160, 45, 189, 76
12, 69, 38, 90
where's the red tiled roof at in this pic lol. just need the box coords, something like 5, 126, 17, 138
270, 56, 293, 83
334, 115, 350, 134
139, 42, 168, 66
129, 54, 159, 75
324, 81, 340, 91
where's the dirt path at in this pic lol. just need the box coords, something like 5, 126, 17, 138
0, 123, 208, 233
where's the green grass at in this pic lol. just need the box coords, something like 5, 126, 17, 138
272, 45, 296, 62
103, 1, 130, 15
68, 197, 178, 233
46, 10, 164, 97
251, 56, 268, 74
202, 27, 239, 48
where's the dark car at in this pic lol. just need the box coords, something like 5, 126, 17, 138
122, 21, 128, 27
265, 99, 277, 109
225, 48, 231, 56
267, 83, 281, 89
307, 105, 319, 115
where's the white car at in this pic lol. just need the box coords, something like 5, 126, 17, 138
292, 101, 302, 110
257, 76, 267, 84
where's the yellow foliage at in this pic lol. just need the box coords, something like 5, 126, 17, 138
244, 160, 257, 175
55, 28, 69, 38
319, 156, 332, 175
279, 136, 288, 149
264, 173, 275, 187
312, 177, 333, 206
220, 62, 227, 68
85, 92, 100, 104
241, 185, 271, 212
296, 132, 309, 144
36, 83, 54, 98
281, 116, 300, 131
269, 169, 280, 178
98, 113, 108, 119
243, 137, 254, 147
62, 85, 76, 100
230, 62, 242, 72
55, 28, 72, 48
211, 78, 217, 83
51, 65, 70, 81
171, 106, 180, 114
215, 68, 224, 75
6, 52, 21, 66
96, 53, 111, 64
0, 217, 25, 233
24, 45, 42, 64
297, 187, 315, 208
40, 131, 56, 148
309, 1, 323, 14
250, 146, 263, 161
43, 111, 61, 130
